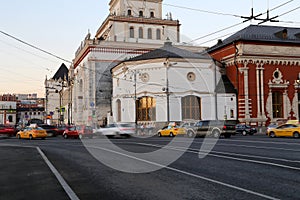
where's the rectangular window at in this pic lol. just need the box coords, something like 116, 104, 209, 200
272, 92, 283, 118
129, 27, 134, 38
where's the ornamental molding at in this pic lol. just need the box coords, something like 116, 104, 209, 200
242, 44, 300, 57
268, 68, 289, 88
225, 57, 300, 67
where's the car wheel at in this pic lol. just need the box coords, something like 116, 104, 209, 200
224, 133, 231, 138
158, 132, 162, 137
293, 132, 299, 138
242, 131, 247, 136
212, 130, 220, 138
63, 134, 68, 139
42, 137, 46, 140
269, 132, 276, 138
29, 135, 33, 140
187, 130, 194, 138
169, 132, 174, 137
17, 134, 21, 139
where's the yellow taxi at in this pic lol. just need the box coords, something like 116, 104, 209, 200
16, 126, 48, 140
267, 123, 300, 138
157, 123, 185, 137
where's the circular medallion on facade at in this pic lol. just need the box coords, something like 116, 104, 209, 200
187, 72, 196, 81
140, 73, 150, 82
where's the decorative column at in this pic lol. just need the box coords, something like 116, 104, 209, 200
239, 62, 250, 122
256, 63, 261, 118
260, 66, 266, 117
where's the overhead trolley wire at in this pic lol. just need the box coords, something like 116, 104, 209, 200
0, 30, 72, 64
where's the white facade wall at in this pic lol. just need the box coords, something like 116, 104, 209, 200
217, 94, 236, 120
111, 22, 178, 44
0, 101, 17, 124
110, 0, 162, 18
45, 79, 60, 119
112, 58, 224, 123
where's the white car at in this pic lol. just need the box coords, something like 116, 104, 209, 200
94, 123, 136, 138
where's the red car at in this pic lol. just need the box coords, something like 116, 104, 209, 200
0, 124, 16, 137
63, 125, 93, 139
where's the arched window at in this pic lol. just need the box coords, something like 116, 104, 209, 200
8, 115, 13, 122
139, 11, 143, 17
147, 28, 152, 39
139, 27, 143, 39
129, 27, 134, 38
272, 91, 283, 118
181, 95, 201, 120
156, 29, 161, 40
150, 11, 155, 18
116, 99, 121, 122
128, 9, 132, 16
137, 97, 156, 121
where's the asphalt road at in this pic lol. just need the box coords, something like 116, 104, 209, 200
0, 134, 299, 200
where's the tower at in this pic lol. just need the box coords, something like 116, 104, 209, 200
95, 0, 180, 44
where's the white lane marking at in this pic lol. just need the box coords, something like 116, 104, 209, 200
144, 139, 300, 152
36, 147, 80, 200
0, 144, 80, 200
136, 143, 300, 171
88, 145, 279, 200
226, 139, 300, 146
217, 143, 300, 152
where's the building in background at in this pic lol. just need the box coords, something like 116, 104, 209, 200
45, 63, 70, 125
0, 93, 45, 125
16, 98, 45, 125
0, 94, 17, 124
208, 25, 300, 126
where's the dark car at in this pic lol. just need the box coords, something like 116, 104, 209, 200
39, 124, 59, 137
235, 124, 257, 136
185, 120, 239, 138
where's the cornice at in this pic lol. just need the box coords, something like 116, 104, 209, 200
96, 15, 180, 38
223, 56, 300, 67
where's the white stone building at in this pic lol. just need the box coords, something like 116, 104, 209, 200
111, 41, 237, 127
44, 63, 69, 125
70, 0, 206, 126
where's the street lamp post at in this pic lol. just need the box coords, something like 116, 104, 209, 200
164, 59, 177, 123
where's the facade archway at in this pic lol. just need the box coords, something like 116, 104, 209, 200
136, 96, 156, 121
181, 95, 201, 120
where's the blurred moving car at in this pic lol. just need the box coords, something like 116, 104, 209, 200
39, 124, 59, 137
63, 125, 93, 139
16, 126, 47, 140
267, 124, 300, 138
235, 124, 257, 136
185, 120, 238, 138
176, 121, 196, 135
157, 124, 184, 137
95, 123, 135, 138
0, 124, 16, 137
56, 124, 68, 135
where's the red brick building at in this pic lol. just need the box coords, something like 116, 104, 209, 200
208, 25, 300, 126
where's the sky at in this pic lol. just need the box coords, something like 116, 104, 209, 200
0, 0, 299, 97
